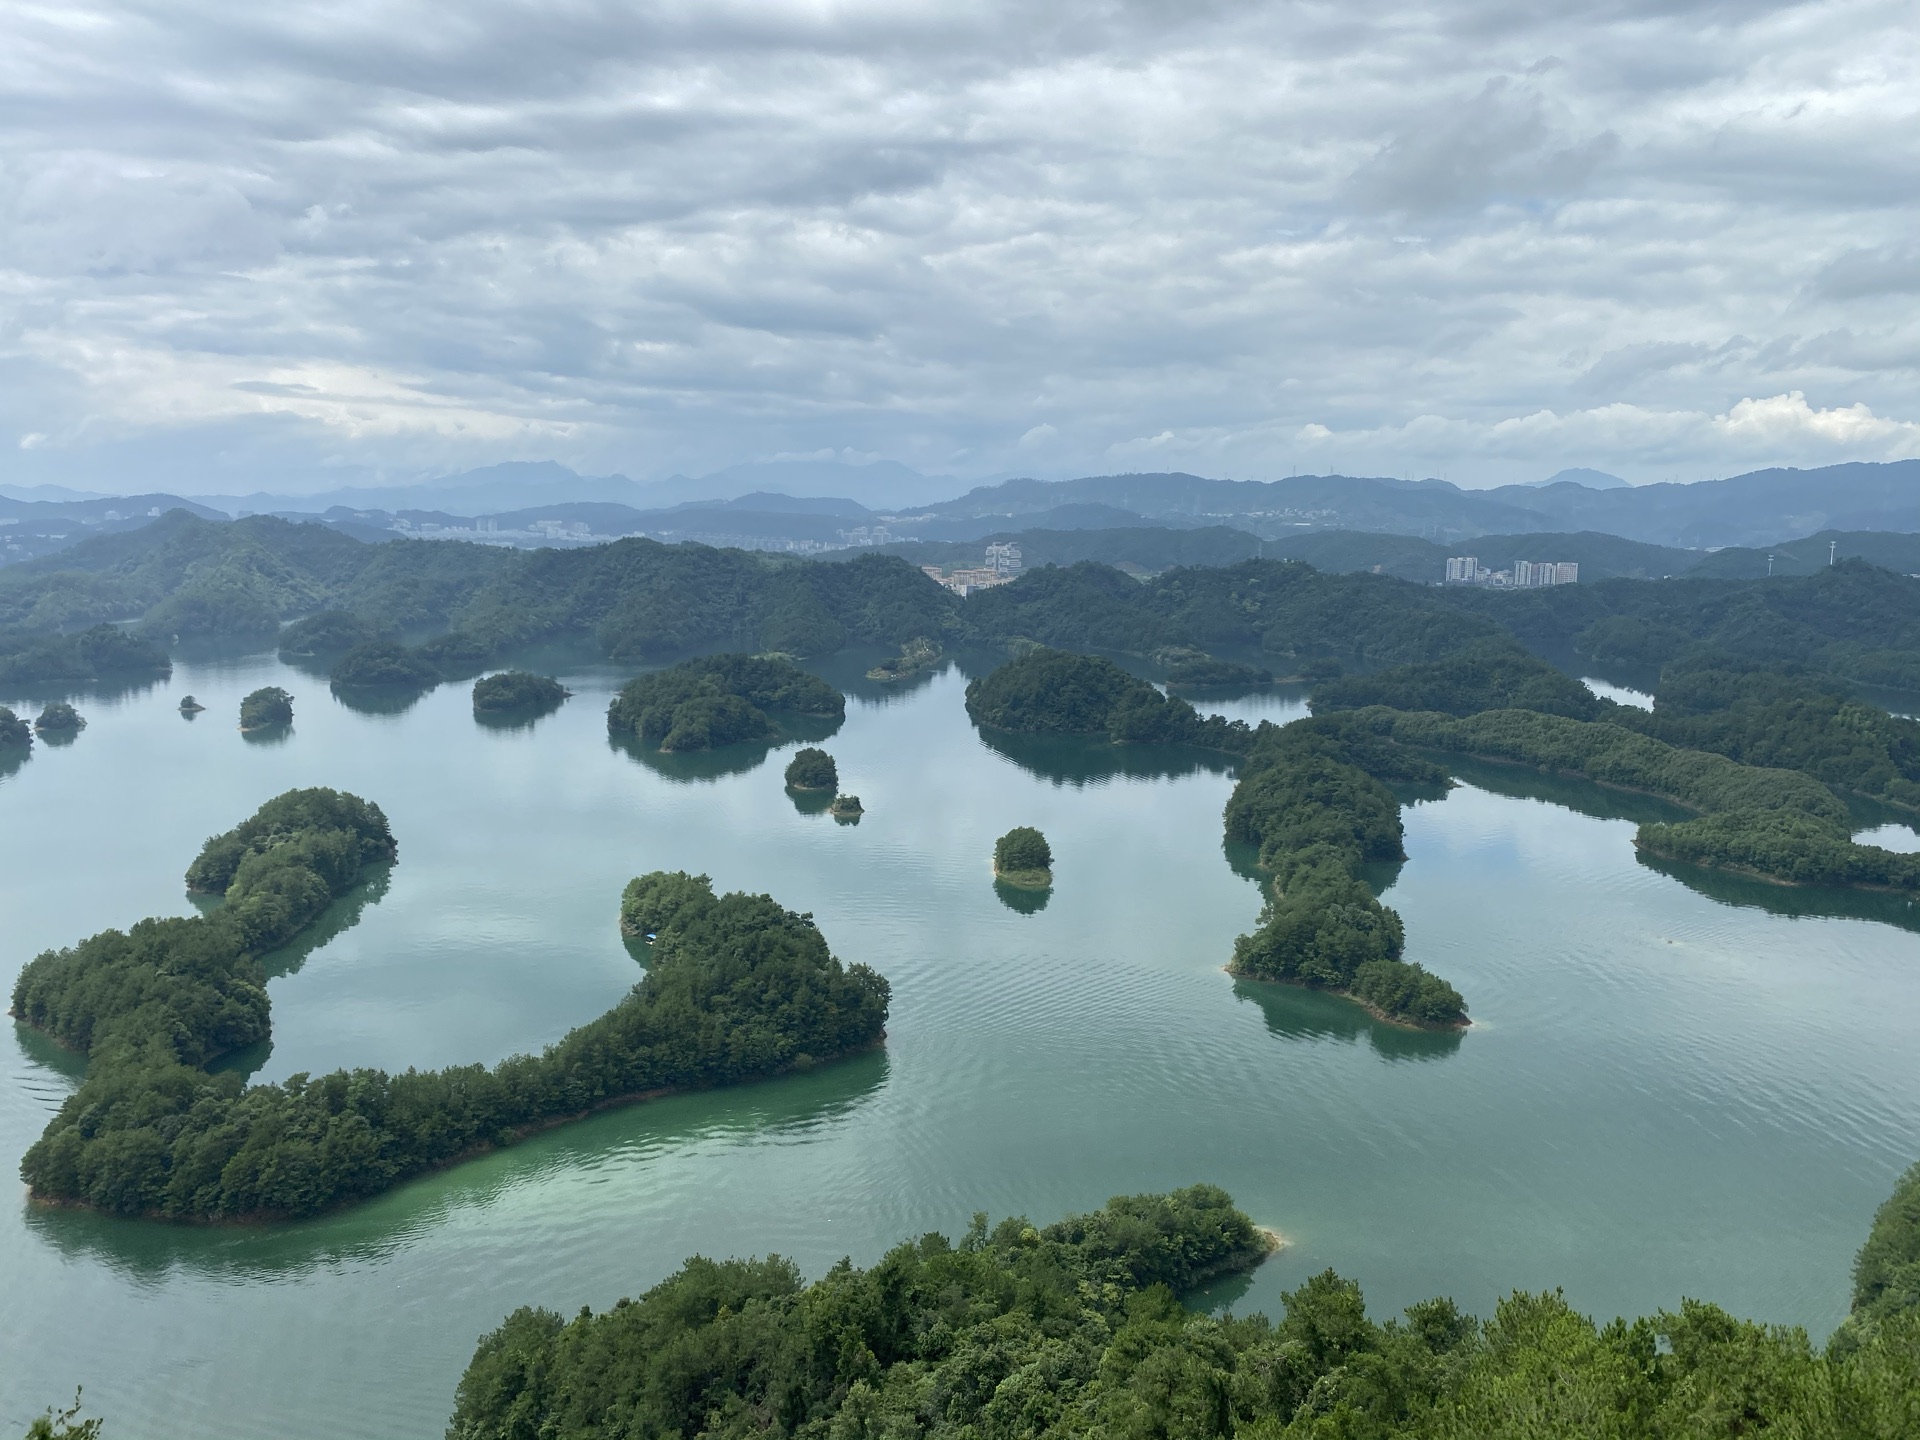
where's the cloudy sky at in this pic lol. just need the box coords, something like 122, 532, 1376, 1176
3, 0, 1917, 494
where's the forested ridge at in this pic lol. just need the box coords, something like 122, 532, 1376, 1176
14, 807, 888, 1218
7, 510, 1920, 706
445, 1178, 1920, 1440
610, 654, 847, 752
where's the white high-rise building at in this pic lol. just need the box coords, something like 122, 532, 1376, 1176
1445, 556, 1478, 583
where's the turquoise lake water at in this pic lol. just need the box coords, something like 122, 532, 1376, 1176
3, 653, 1918, 1439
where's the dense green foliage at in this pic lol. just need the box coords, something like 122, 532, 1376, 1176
19, 866, 887, 1220
278, 609, 390, 659
1634, 657, 1920, 809
33, 700, 83, 731
968, 561, 1501, 672
448, 1179, 1920, 1440
610, 654, 846, 752
447, 1185, 1271, 1440
1225, 721, 1466, 1027
0, 622, 171, 688
995, 826, 1053, 876
1165, 655, 1273, 688
831, 794, 864, 818
473, 670, 570, 716
0, 704, 31, 747
1313, 639, 1604, 721
12, 790, 394, 1216
1839, 1163, 1920, 1356
784, 747, 839, 791
1441, 559, 1920, 690
330, 639, 442, 688
965, 648, 1252, 750
238, 685, 293, 730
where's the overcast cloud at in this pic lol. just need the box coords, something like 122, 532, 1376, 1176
2, 0, 1917, 492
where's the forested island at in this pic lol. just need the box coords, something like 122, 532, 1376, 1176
993, 825, 1053, 888
964, 649, 1464, 1026
964, 647, 1252, 748
34, 701, 83, 734
609, 653, 845, 752
783, 746, 838, 791
472, 669, 569, 717
239, 686, 293, 730
15, 847, 887, 1220
0, 705, 30, 748
446, 1170, 1920, 1440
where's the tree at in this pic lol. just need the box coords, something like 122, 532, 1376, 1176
995, 826, 1053, 876
784, 747, 838, 791
238, 687, 293, 730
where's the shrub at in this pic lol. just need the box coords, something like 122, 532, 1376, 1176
783, 747, 838, 791
238, 687, 293, 730
994, 826, 1053, 874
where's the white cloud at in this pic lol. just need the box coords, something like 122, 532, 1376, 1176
0, 0, 1916, 491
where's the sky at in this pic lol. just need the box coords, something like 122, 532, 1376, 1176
2, 0, 1918, 495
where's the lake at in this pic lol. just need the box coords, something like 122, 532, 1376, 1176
4, 653, 1920, 1439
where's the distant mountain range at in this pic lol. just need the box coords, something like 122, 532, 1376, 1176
10, 455, 1920, 572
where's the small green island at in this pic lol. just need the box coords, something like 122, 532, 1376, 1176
177, 694, 205, 715
34, 701, 84, 735
866, 635, 942, 681
0, 705, 31, 748
993, 825, 1053, 888
238, 685, 293, 731
609, 653, 845, 752
472, 670, 570, 718
330, 639, 441, 689
830, 793, 864, 820
783, 745, 838, 791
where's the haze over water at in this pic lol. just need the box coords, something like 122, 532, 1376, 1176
4, 655, 1919, 1440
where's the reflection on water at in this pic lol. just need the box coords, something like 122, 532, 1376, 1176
609, 714, 844, 783
332, 682, 435, 717
1855, 821, 1920, 854
1635, 851, 1920, 933
261, 866, 395, 984
976, 726, 1236, 786
0, 743, 28, 781
23, 1049, 890, 1287
787, 786, 835, 815
240, 722, 293, 746
1230, 978, 1465, 1063
994, 879, 1051, 914
1434, 756, 1692, 826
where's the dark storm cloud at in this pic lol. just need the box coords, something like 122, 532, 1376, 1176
1, 0, 1916, 491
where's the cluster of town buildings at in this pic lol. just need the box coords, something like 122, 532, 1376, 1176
1444, 556, 1579, 588
924, 541, 1024, 595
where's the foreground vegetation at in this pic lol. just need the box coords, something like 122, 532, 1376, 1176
610, 654, 846, 752
447, 1175, 1920, 1440
16, 852, 887, 1219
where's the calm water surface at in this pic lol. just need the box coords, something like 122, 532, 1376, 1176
3, 658, 1919, 1439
